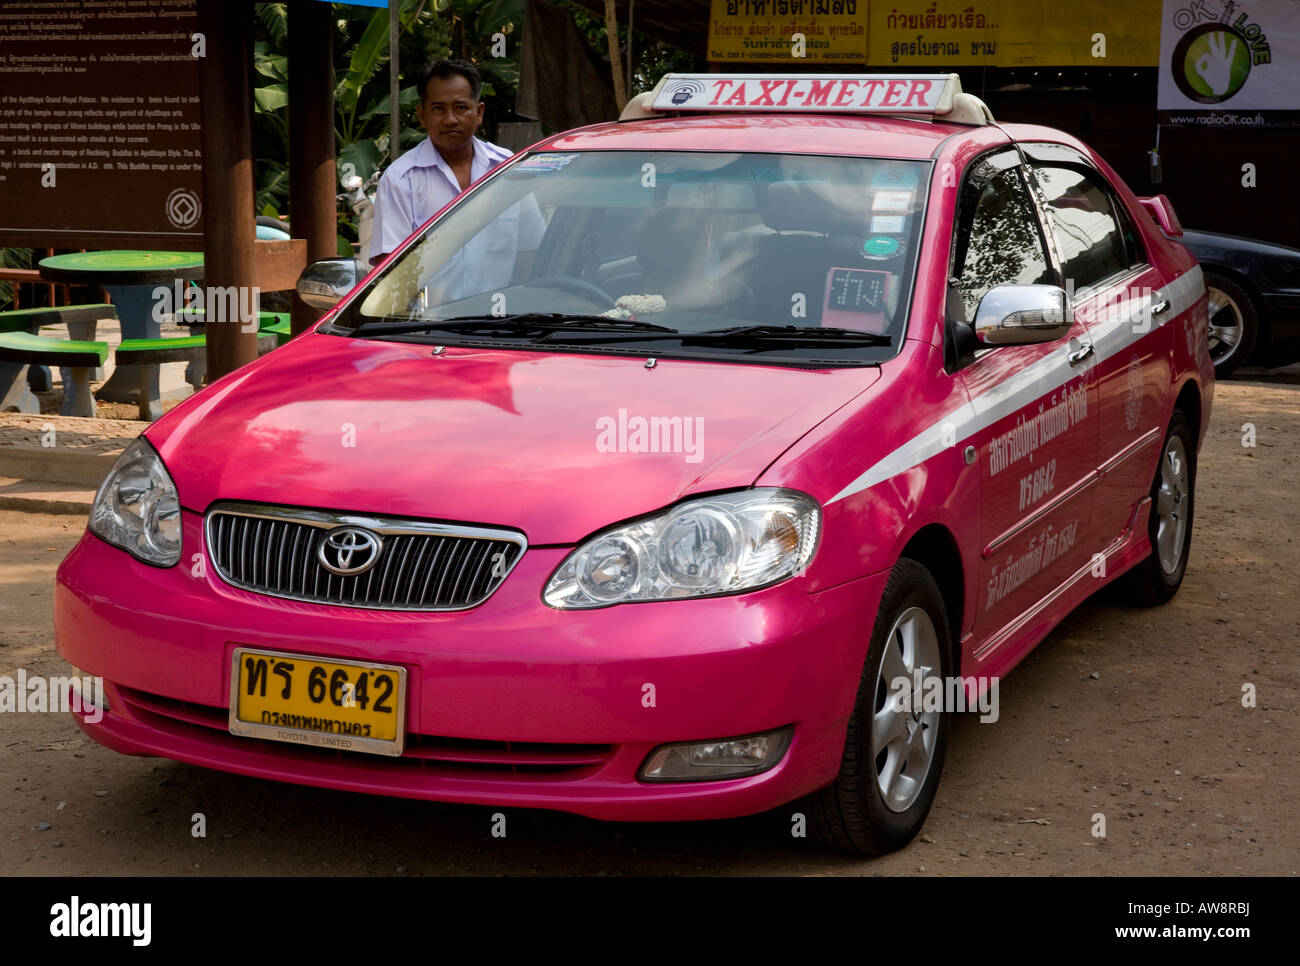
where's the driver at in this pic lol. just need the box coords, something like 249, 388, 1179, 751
635, 208, 755, 318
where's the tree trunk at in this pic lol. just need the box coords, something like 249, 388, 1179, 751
603, 0, 627, 111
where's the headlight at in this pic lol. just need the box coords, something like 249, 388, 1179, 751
89, 437, 182, 567
544, 489, 819, 608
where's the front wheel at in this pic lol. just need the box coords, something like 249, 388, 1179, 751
1115, 409, 1196, 605
808, 558, 953, 855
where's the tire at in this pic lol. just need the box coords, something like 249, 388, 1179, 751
1203, 271, 1258, 379
808, 558, 953, 855
1115, 410, 1195, 605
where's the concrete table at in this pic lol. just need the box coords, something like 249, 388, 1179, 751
38, 251, 205, 406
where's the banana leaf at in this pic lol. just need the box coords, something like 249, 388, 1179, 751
254, 84, 289, 113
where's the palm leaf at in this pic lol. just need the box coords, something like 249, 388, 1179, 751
256, 3, 289, 48
335, 9, 393, 125
0, 247, 33, 309
360, 84, 420, 120
255, 84, 289, 112
477, 58, 518, 87
255, 162, 289, 215
255, 51, 288, 82
471, 0, 525, 37
338, 138, 386, 185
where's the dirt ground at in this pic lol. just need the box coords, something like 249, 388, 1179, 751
1, 381, 1296, 876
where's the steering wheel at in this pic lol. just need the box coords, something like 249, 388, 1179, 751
527, 275, 616, 308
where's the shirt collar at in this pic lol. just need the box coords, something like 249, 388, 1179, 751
411, 136, 491, 180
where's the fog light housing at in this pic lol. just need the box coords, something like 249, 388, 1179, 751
638, 726, 793, 782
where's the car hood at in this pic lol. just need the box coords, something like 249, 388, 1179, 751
148, 334, 878, 544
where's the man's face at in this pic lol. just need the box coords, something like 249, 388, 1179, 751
417, 74, 484, 156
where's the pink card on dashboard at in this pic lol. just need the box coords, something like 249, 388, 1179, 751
822, 267, 890, 333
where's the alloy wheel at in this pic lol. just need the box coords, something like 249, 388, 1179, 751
1206, 285, 1244, 367
871, 605, 943, 813
1155, 434, 1190, 574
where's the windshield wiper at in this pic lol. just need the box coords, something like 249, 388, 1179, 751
348, 315, 891, 354
687, 324, 892, 346
533, 322, 894, 350
349, 313, 678, 337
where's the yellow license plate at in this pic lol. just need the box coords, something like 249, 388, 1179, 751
229, 647, 406, 757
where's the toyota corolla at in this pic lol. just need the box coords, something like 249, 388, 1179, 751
56, 73, 1213, 854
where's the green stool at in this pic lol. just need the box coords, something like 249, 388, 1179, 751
0, 331, 110, 418
0, 304, 116, 413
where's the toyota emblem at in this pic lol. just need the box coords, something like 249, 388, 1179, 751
317, 527, 383, 576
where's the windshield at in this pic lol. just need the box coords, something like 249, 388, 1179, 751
334, 150, 930, 366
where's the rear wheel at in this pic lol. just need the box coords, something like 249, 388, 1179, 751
809, 558, 952, 855
1204, 271, 1258, 379
1116, 409, 1195, 605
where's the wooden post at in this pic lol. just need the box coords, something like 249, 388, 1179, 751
603, 0, 627, 111
626, 0, 635, 96
389, 0, 401, 161
289, 0, 338, 335
197, 0, 258, 379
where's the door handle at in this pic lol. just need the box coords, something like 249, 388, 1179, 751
1067, 341, 1094, 366
1151, 299, 1171, 315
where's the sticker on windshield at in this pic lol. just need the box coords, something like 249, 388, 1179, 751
861, 236, 901, 258
869, 215, 906, 234
872, 190, 912, 211
822, 267, 889, 333
870, 164, 920, 192
514, 153, 579, 172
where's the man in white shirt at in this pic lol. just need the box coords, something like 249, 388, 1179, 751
370, 59, 545, 303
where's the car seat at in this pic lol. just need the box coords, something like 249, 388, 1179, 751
751, 181, 869, 324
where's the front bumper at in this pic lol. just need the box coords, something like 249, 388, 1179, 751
55, 510, 886, 822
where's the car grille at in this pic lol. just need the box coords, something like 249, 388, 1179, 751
205, 502, 526, 611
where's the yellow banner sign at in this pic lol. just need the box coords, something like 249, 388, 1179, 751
709, 0, 868, 64
709, 0, 1161, 66
872, 0, 1160, 66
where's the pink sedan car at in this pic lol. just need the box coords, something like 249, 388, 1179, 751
56, 73, 1213, 854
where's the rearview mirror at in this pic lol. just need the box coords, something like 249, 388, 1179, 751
296, 257, 368, 310
974, 284, 1071, 346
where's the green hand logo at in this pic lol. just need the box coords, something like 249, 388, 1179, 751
1177, 26, 1252, 103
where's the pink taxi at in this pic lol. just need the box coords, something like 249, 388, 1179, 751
56, 73, 1213, 854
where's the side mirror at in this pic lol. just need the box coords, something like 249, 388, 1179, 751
296, 257, 368, 310
974, 284, 1071, 346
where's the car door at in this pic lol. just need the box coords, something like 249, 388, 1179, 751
1024, 148, 1170, 550
949, 151, 1100, 643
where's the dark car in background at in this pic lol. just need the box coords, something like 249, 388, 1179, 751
1175, 230, 1300, 378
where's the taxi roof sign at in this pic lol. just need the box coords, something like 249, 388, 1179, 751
623, 73, 993, 126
